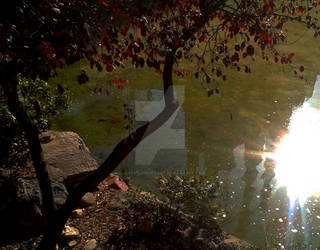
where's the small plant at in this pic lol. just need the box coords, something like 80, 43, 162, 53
128, 187, 160, 213
156, 173, 221, 224
122, 177, 224, 249
0, 75, 69, 168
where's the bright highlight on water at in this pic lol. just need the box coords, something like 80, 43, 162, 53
274, 76, 320, 204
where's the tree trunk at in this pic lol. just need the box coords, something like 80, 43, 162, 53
1, 65, 56, 222
37, 51, 179, 249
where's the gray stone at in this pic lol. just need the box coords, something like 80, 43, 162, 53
68, 240, 77, 248
62, 225, 80, 239
78, 192, 95, 208
72, 208, 85, 218
84, 239, 98, 250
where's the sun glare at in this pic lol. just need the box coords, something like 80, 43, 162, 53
273, 102, 320, 204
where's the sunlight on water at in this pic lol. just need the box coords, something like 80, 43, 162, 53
274, 96, 320, 204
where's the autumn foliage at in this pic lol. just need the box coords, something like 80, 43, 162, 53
1, 1, 319, 85
1, 0, 320, 249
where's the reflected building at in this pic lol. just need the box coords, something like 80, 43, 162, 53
125, 86, 187, 181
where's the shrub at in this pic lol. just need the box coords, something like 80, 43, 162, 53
0, 75, 69, 168
156, 173, 221, 224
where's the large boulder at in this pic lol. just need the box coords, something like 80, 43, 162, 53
40, 130, 98, 188
0, 175, 69, 244
0, 131, 98, 245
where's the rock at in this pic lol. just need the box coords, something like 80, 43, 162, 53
84, 239, 98, 250
16, 177, 68, 225
62, 225, 80, 240
68, 240, 77, 248
106, 174, 128, 192
72, 208, 85, 218
78, 192, 95, 208
107, 199, 122, 211
0, 174, 69, 244
0, 130, 98, 243
219, 235, 258, 250
40, 130, 98, 188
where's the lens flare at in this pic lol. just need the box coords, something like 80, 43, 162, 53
273, 102, 320, 204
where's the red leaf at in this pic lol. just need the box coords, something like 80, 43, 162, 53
260, 31, 267, 40
106, 65, 113, 72
121, 24, 130, 36
265, 3, 270, 12
199, 35, 206, 42
288, 53, 295, 60
281, 57, 287, 64
299, 66, 304, 72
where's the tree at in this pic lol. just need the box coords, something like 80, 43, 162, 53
1, 0, 319, 248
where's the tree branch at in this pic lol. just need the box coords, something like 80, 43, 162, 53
1, 64, 56, 223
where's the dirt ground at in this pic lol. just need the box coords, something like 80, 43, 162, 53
1, 177, 257, 250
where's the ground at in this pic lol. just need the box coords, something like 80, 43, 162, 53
1, 177, 258, 250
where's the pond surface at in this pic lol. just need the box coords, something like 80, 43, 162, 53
51, 57, 320, 248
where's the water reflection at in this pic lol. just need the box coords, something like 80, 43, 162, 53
274, 75, 320, 203
270, 75, 320, 248
215, 76, 320, 248
51, 69, 319, 248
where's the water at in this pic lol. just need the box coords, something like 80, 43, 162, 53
51, 66, 320, 248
